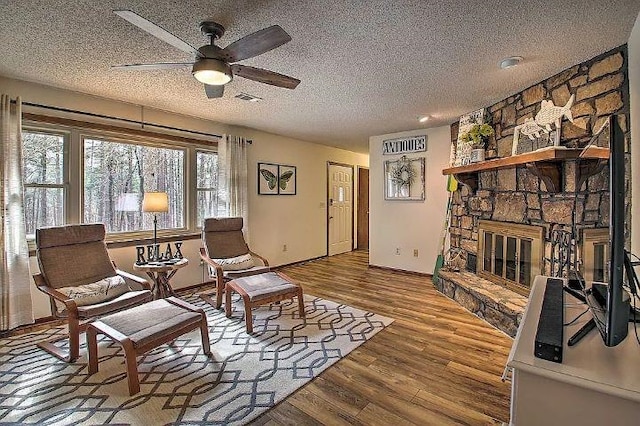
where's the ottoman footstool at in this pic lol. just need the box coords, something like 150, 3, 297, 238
225, 271, 305, 333
87, 297, 211, 395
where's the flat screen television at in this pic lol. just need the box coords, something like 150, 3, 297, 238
581, 114, 633, 347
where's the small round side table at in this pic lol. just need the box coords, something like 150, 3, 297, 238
133, 258, 189, 299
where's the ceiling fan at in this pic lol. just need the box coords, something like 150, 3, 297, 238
112, 10, 301, 98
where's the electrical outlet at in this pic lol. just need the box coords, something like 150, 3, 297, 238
414, 249, 419, 257
283, 244, 287, 252
395, 248, 400, 255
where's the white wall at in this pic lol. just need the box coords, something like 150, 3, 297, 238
369, 126, 450, 274
241, 128, 367, 264
630, 12, 640, 256
0, 76, 368, 319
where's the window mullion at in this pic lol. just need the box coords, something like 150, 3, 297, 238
67, 129, 81, 224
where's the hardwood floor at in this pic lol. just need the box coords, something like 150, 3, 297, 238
249, 250, 513, 426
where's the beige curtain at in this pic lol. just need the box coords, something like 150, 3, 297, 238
0, 95, 33, 331
218, 135, 249, 238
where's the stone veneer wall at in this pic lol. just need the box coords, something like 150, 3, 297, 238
449, 45, 631, 277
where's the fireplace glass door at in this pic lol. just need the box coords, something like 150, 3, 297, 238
581, 228, 609, 283
478, 221, 543, 295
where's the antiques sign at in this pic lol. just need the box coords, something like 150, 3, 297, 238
382, 135, 427, 155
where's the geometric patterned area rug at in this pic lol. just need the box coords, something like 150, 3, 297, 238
0, 294, 392, 425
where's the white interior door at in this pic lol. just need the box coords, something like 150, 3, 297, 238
328, 164, 353, 256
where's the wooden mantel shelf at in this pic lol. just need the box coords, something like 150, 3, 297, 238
442, 146, 609, 193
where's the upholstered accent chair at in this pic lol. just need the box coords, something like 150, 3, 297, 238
34, 223, 153, 362
200, 217, 270, 309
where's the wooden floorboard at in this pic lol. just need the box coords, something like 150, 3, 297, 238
249, 250, 512, 426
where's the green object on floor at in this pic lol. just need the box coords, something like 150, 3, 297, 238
433, 176, 457, 283
433, 255, 445, 284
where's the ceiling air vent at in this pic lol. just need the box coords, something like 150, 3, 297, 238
234, 93, 262, 102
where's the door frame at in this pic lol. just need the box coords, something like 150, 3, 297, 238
356, 166, 369, 250
326, 162, 355, 256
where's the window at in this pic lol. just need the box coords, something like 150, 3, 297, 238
21, 122, 220, 240
22, 131, 67, 237
83, 137, 185, 233
196, 150, 223, 226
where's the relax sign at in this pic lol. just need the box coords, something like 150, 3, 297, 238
382, 135, 427, 155
135, 241, 184, 264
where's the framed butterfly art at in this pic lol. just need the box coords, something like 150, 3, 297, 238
258, 162, 297, 195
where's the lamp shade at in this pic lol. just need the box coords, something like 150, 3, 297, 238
142, 192, 169, 213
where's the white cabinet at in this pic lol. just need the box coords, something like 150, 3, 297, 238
507, 276, 640, 425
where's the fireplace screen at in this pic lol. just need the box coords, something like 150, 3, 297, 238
478, 220, 543, 295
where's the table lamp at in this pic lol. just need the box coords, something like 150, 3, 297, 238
142, 192, 168, 259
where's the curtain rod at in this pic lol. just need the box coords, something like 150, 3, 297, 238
10, 99, 252, 144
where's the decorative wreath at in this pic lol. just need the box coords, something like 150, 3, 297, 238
389, 155, 416, 187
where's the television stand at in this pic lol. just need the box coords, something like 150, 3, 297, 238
567, 318, 596, 346
507, 276, 640, 426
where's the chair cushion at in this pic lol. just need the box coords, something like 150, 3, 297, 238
211, 253, 255, 271
76, 290, 152, 319
98, 298, 202, 348
36, 223, 105, 248
55, 275, 130, 313
202, 217, 250, 259
224, 265, 271, 280
203, 217, 243, 232
229, 272, 299, 301
36, 224, 116, 289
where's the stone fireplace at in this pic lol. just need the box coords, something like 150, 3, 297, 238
433, 45, 631, 337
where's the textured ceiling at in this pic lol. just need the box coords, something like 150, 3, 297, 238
1, 1, 639, 153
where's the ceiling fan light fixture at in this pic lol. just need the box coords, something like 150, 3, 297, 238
192, 59, 232, 85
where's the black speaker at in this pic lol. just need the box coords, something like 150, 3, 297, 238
534, 278, 564, 363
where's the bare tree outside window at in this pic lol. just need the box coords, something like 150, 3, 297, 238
83, 138, 185, 233
196, 150, 224, 226
22, 126, 221, 238
22, 131, 66, 237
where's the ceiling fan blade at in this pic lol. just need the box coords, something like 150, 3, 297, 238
112, 62, 194, 71
114, 10, 203, 58
205, 84, 224, 99
231, 64, 300, 89
222, 25, 291, 62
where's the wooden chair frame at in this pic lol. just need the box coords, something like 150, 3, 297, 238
87, 297, 211, 395
34, 262, 152, 363
199, 247, 269, 309
225, 272, 305, 333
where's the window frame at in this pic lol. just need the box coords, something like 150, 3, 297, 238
22, 120, 219, 244
80, 131, 189, 238
21, 127, 70, 237
194, 148, 222, 229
